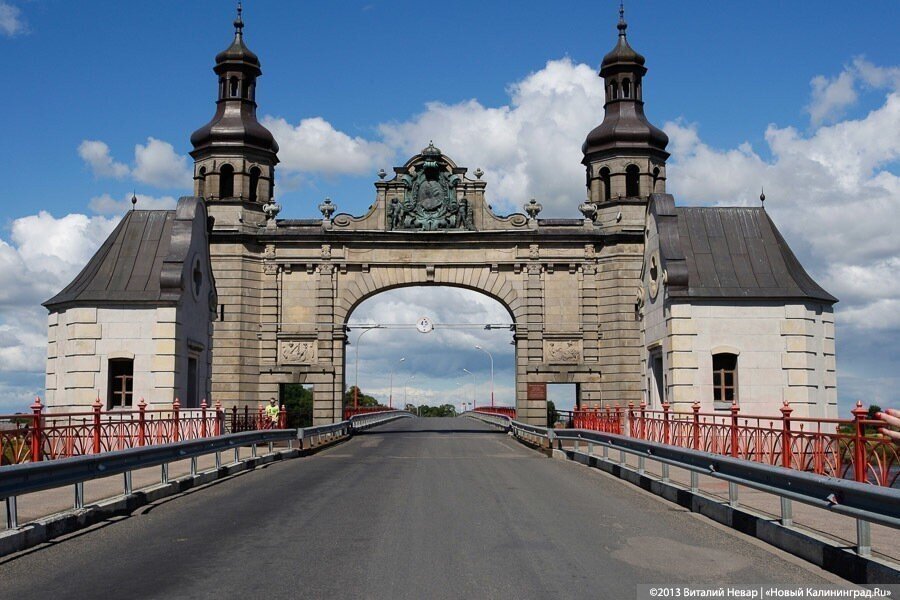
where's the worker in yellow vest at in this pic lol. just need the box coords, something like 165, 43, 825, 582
265, 397, 280, 428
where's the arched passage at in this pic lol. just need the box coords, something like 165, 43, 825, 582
345, 286, 515, 414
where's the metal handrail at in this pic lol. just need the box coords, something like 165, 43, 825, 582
464, 412, 899, 558
0, 429, 294, 501
552, 429, 900, 530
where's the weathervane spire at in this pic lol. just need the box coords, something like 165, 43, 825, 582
234, 1, 244, 37
618, 2, 627, 37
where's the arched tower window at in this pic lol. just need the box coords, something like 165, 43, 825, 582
623, 78, 631, 98
599, 167, 611, 202
198, 166, 207, 198
625, 164, 640, 197
610, 81, 619, 100
652, 167, 660, 193
219, 164, 234, 199
248, 167, 261, 203
229, 77, 239, 98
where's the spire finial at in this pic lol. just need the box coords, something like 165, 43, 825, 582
759, 187, 766, 207
234, 1, 244, 36
618, 2, 627, 36
131, 191, 138, 211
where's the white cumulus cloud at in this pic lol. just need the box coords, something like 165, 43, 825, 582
263, 116, 394, 177
77, 137, 193, 190
807, 57, 900, 125
78, 140, 130, 179
379, 58, 604, 214
0, 1, 26, 37
132, 137, 193, 189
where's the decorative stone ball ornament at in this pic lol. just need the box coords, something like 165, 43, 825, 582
318, 198, 336, 220
578, 201, 598, 222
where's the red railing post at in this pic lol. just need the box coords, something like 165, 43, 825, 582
279, 405, 287, 429
214, 400, 223, 436
662, 402, 671, 445
627, 402, 634, 437
257, 403, 265, 430
729, 401, 740, 458
639, 402, 646, 439
137, 398, 147, 446
779, 401, 793, 469
30, 397, 43, 462
851, 401, 868, 483
691, 402, 700, 450
92, 397, 102, 454
173, 398, 181, 442
201, 399, 208, 438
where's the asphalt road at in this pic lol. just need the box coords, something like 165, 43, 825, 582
0, 417, 841, 599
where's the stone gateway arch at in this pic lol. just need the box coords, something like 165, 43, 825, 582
45, 8, 838, 426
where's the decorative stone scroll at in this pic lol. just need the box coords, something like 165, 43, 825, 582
279, 340, 318, 365
545, 340, 582, 363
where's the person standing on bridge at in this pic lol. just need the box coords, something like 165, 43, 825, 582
265, 397, 280, 428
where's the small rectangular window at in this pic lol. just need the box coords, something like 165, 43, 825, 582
108, 359, 134, 409
712, 353, 738, 408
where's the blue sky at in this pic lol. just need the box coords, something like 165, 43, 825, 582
0, 1, 898, 415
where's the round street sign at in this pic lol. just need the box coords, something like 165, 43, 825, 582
416, 316, 434, 333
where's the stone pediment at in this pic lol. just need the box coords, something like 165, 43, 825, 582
328, 143, 533, 232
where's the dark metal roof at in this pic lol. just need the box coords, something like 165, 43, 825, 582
43, 210, 177, 310
672, 206, 836, 303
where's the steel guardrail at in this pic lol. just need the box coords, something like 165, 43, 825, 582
552, 428, 900, 530
0, 429, 295, 501
350, 410, 415, 431
464, 412, 899, 532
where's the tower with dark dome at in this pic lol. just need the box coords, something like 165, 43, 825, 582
190, 4, 279, 228
582, 6, 668, 212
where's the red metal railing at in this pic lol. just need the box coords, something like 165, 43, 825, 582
343, 406, 390, 420
0, 397, 234, 465
566, 401, 898, 487
474, 406, 517, 419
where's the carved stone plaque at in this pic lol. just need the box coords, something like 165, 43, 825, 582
544, 340, 582, 363
279, 340, 318, 365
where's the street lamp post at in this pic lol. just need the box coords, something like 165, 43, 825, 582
462, 368, 477, 409
352, 325, 381, 409
404, 374, 415, 409
474, 345, 494, 408
388, 357, 405, 409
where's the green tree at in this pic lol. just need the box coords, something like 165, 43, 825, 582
281, 384, 313, 428
547, 400, 559, 427
343, 386, 380, 407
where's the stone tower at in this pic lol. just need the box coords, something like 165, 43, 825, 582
582, 6, 668, 228
190, 4, 279, 231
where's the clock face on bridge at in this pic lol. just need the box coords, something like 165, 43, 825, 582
416, 316, 434, 334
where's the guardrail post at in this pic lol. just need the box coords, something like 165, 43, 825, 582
30, 397, 43, 462
728, 482, 739, 508
690, 471, 698, 494
190, 456, 198, 476
780, 497, 792, 526
161, 463, 169, 484
172, 398, 181, 442
201, 399, 208, 438
662, 402, 671, 445
729, 401, 740, 458
124, 471, 133, 496
234, 446, 240, 464
851, 401, 868, 483
214, 400, 223, 436
6, 497, 17, 529
691, 402, 701, 450
779, 401, 793, 469
856, 519, 871, 557
215, 449, 222, 469
74, 482, 84, 510
92, 397, 102, 454
138, 398, 147, 447
252, 443, 257, 458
